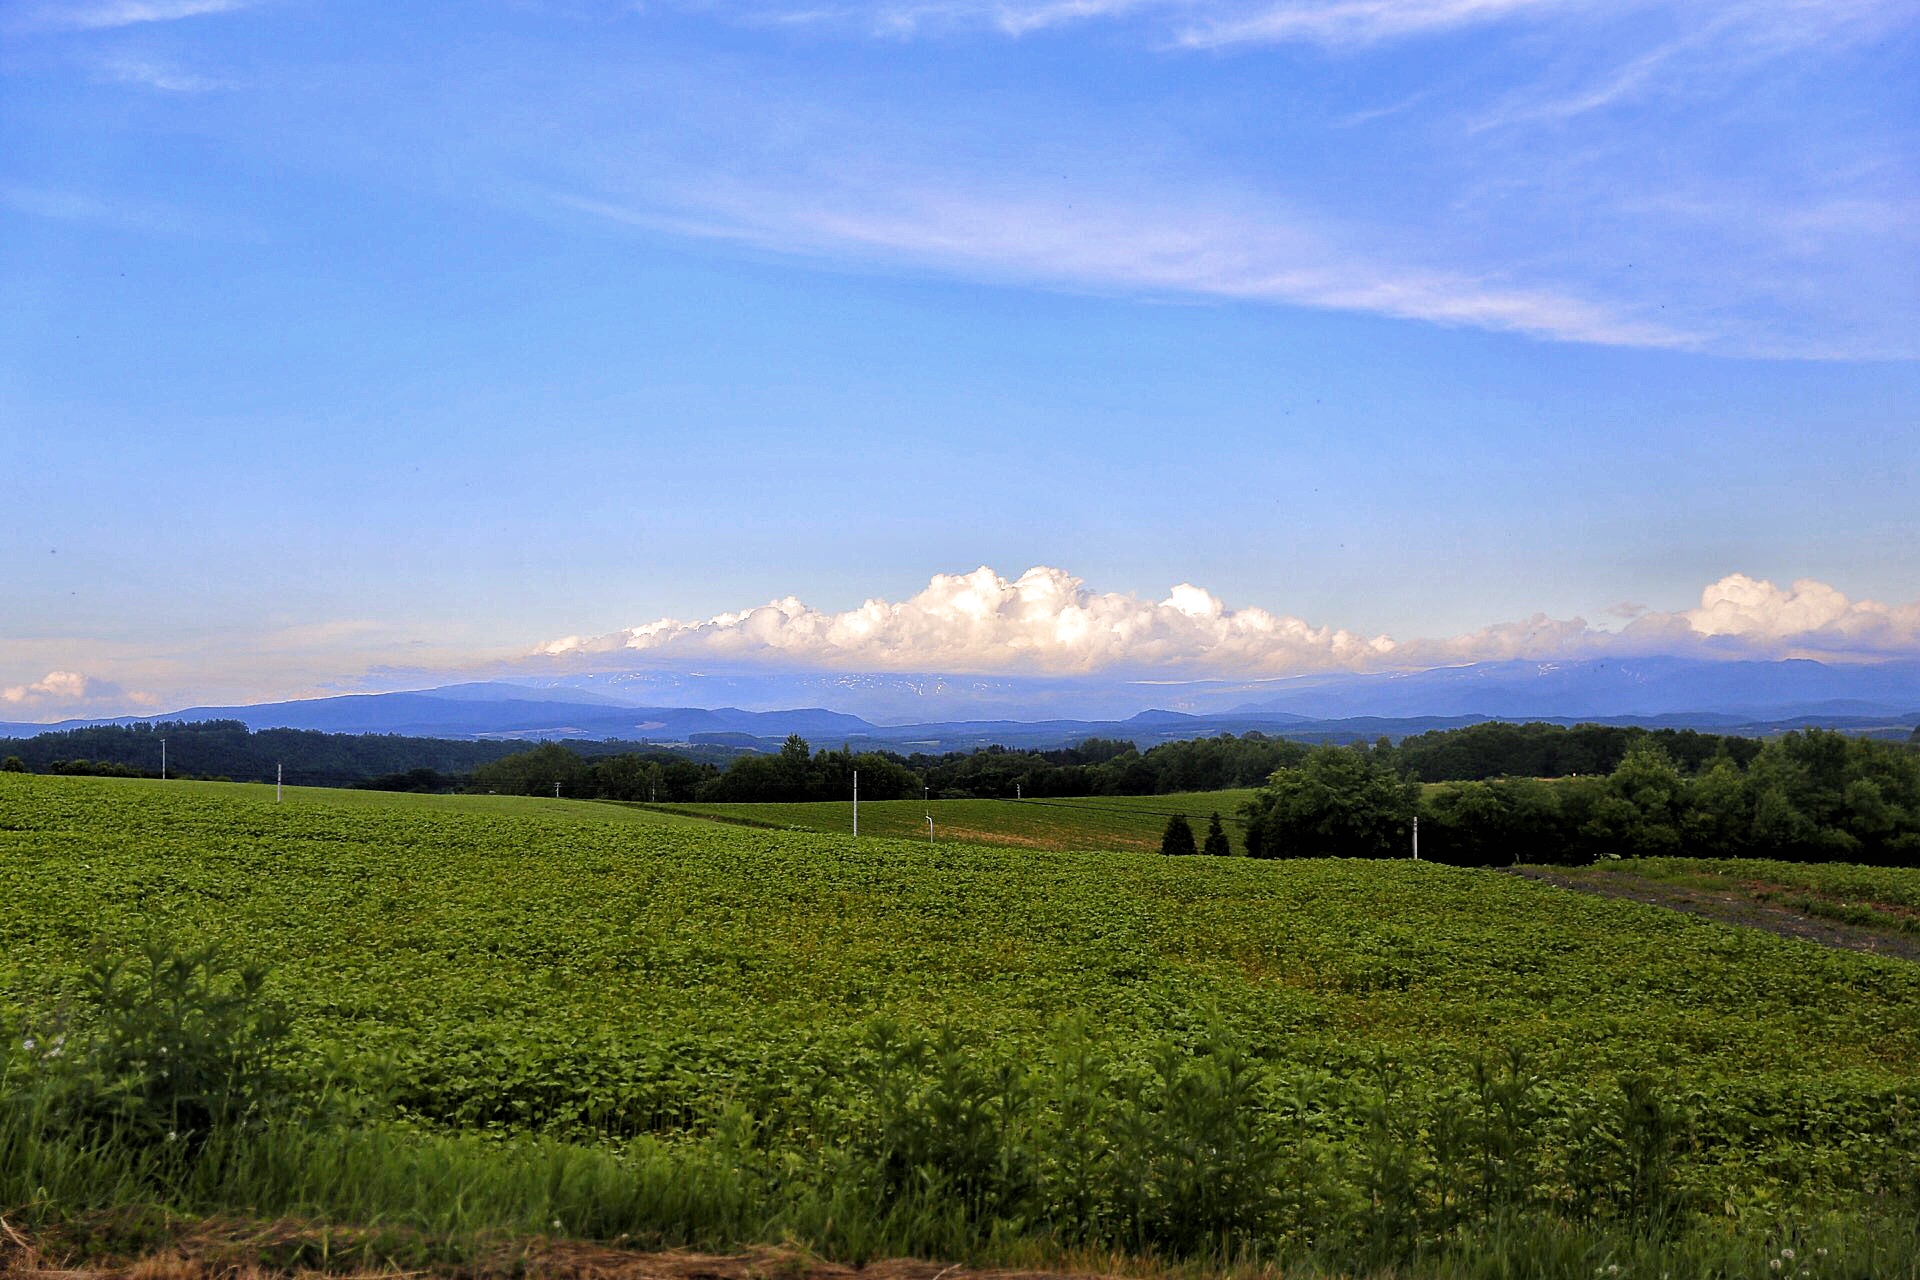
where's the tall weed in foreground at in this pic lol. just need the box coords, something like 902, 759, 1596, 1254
1613, 1073, 1688, 1231
1107, 1023, 1285, 1258
854, 1019, 1036, 1223
15, 938, 293, 1151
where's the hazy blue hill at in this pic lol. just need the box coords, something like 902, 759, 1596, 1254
1, 695, 879, 743
1224, 657, 1920, 720
5, 657, 1914, 752
502, 657, 1920, 724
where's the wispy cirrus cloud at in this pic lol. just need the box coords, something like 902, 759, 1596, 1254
533, 566, 1920, 677
504, 0, 1914, 361
724, 0, 1579, 43
1172, 0, 1573, 49
556, 183, 1697, 349
0, 183, 257, 238
1460, 0, 1908, 132
15, 0, 251, 30
94, 52, 232, 90
708, 0, 1905, 52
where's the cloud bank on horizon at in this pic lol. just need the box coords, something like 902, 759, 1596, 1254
0, 670, 148, 715
7, 569, 1918, 722
533, 567, 1920, 678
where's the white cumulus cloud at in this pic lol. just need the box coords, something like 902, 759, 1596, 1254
1675, 574, 1920, 654
539, 565, 1399, 675
0, 670, 140, 713
535, 567, 1920, 677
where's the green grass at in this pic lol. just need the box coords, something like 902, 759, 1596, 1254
643, 789, 1260, 853
10, 1112, 1920, 1280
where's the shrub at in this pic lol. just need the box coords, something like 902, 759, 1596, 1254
1243, 746, 1419, 858
24, 938, 294, 1150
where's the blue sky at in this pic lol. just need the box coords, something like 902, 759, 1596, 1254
1, 0, 1916, 716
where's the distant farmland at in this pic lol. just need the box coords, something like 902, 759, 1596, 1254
636, 789, 1260, 853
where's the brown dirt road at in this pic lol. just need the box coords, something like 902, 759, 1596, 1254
1508, 867, 1920, 963
4, 1253, 1101, 1280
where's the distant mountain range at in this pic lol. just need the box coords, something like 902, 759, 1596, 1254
503, 657, 1920, 724
5, 656, 1917, 753
1217, 656, 1920, 722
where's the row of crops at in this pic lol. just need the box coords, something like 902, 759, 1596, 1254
4, 774, 1920, 1274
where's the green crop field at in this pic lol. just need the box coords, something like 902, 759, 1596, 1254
7, 773, 1920, 1275
7, 772, 1918, 1127
642, 788, 1260, 854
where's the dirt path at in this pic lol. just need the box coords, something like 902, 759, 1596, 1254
4, 1251, 1103, 1280
1509, 867, 1920, 963
0, 1218, 1128, 1280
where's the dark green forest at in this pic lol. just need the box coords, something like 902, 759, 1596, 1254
1244, 730, 1920, 866
0, 720, 739, 789
3, 718, 1795, 798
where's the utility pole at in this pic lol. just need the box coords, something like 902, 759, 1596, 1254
276, 762, 283, 803
852, 769, 859, 838
1412, 814, 1420, 861
160, 737, 166, 781
926, 815, 934, 843
1016, 783, 1022, 800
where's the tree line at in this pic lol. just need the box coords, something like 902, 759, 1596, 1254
7, 720, 1916, 861
1227, 729, 1920, 866
901, 722, 1815, 799
0, 720, 743, 790
467, 736, 924, 803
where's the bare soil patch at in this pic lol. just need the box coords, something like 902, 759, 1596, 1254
0, 1217, 1127, 1280
1509, 867, 1920, 963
